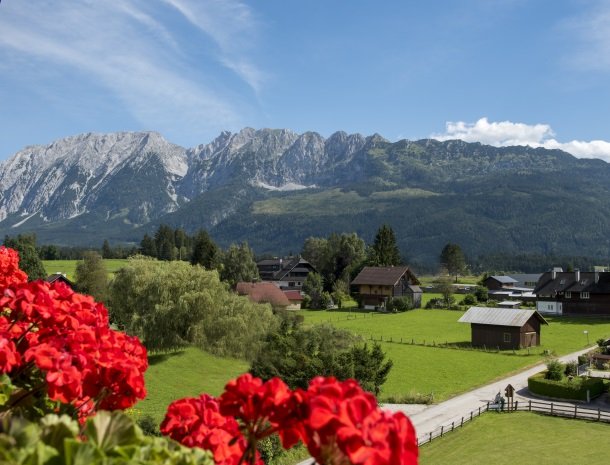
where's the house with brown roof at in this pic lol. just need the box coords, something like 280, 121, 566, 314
235, 282, 290, 310
534, 270, 610, 316
350, 266, 421, 309
256, 257, 317, 291
458, 306, 548, 350
283, 290, 303, 310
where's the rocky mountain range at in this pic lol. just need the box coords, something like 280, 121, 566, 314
1, 128, 610, 267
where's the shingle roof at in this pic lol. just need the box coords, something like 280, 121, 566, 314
458, 307, 548, 327
235, 282, 290, 306
351, 266, 419, 286
489, 276, 518, 284
283, 290, 303, 301
534, 271, 610, 295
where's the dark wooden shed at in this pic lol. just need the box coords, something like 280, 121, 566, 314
458, 306, 548, 350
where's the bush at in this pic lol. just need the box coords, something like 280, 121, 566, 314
461, 294, 477, 306
528, 373, 605, 401
425, 297, 444, 309
474, 286, 488, 302
564, 361, 578, 377
382, 391, 434, 405
545, 359, 564, 381
578, 354, 589, 366
387, 296, 414, 312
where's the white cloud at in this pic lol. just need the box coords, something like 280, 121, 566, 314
432, 117, 610, 162
563, 1, 610, 71
0, 1, 264, 141
162, 0, 266, 93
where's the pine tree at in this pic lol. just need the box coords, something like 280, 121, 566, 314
154, 225, 176, 261
101, 240, 112, 259
190, 230, 219, 269
140, 234, 157, 258
369, 224, 401, 266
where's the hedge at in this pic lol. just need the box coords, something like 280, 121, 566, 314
528, 372, 605, 401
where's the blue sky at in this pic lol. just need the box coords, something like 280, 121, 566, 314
1, 0, 610, 161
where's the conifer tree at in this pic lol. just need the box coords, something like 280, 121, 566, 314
368, 224, 401, 266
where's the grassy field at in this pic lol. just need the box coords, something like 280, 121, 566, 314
135, 347, 249, 424
43, 259, 129, 281
299, 308, 610, 400
419, 412, 610, 464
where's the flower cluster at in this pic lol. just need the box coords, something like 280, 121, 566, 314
162, 374, 418, 465
0, 246, 147, 419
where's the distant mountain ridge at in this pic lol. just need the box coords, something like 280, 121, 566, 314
1, 128, 609, 266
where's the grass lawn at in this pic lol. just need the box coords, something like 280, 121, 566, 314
299, 308, 610, 401
136, 346, 249, 424
419, 412, 610, 464
43, 259, 129, 281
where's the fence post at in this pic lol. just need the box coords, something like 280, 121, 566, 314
551, 403, 554, 415
598, 409, 601, 421
470, 411, 473, 421
461, 417, 464, 427
529, 400, 531, 412
440, 426, 444, 437
514, 400, 518, 411
429, 432, 432, 442
478, 406, 481, 416
451, 421, 454, 431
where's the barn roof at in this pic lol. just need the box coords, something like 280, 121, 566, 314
488, 275, 518, 284
235, 282, 290, 307
458, 307, 548, 327
351, 266, 419, 286
283, 290, 303, 301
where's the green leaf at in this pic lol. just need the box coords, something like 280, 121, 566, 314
63, 439, 103, 465
84, 411, 142, 453
39, 414, 78, 456
0, 374, 15, 406
22, 442, 60, 465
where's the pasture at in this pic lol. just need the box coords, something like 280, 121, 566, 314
419, 412, 610, 464
136, 347, 249, 423
300, 308, 610, 400
43, 259, 129, 281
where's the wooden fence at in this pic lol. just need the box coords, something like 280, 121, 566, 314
417, 399, 610, 447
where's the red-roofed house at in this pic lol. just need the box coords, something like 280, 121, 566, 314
283, 290, 303, 310
235, 282, 290, 309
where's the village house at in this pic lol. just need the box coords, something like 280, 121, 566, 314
534, 270, 610, 316
283, 290, 303, 310
235, 282, 290, 310
458, 306, 548, 350
483, 275, 536, 302
45, 272, 75, 289
350, 266, 421, 309
256, 257, 317, 291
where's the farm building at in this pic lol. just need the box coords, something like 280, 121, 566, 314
483, 275, 517, 291
235, 282, 289, 310
45, 272, 75, 289
458, 306, 548, 350
534, 270, 610, 316
256, 257, 317, 291
283, 290, 303, 310
351, 266, 421, 309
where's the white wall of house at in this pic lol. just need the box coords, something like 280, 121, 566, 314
537, 300, 562, 315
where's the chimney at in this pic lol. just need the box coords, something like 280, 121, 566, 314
575, 269, 580, 282
551, 269, 557, 280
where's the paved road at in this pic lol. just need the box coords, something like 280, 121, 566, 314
297, 346, 597, 464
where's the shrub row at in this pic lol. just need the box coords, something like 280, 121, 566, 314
528, 372, 605, 401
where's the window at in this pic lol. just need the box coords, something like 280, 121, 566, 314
581, 292, 590, 299
503, 333, 511, 343
565, 292, 571, 298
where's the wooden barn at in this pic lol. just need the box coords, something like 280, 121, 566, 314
458, 307, 548, 350
350, 266, 421, 309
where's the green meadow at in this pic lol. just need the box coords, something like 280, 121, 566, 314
419, 412, 610, 464
300, 308, 610, 400
43, 259, 129, 281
